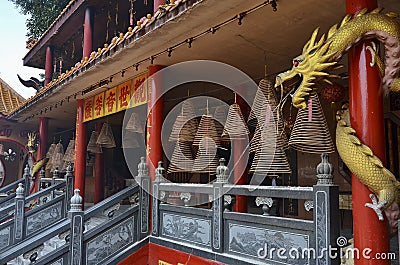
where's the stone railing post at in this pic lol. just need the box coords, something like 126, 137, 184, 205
313, 153, 339, 265
65, 164, 74, 213
13, 183, 25, 244
52, 167, 60, 199
69, 189, 84, 265
212, 158, 228, 253
38, 167, 46, 190
23, 164, 30, 197
152, 161, 165, 237
136, 157, 150, 239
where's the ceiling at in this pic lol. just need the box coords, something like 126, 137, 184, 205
15, 0, 400, 130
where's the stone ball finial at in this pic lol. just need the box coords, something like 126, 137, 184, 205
71, 189, 83, 207
316, 153, 334, 185
155, 161, 165, 182
138, 157, 148, 176
16, 183, 25, 197
216, 158, 228, 183
24, 164, 30, 176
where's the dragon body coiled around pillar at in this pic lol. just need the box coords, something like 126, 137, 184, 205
275, 8, 400, 220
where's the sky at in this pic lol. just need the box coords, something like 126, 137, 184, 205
0, 1, 43, 99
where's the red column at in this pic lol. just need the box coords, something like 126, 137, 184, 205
34, 117, 48, 192
154, 0, 166, 13
347, 1, 389, 264
233, 95, 248, 212
147, 65, 164, 181
74, 99, 87, 208
45, 46, 53, 86
94, 122, 104, 203
83, 7, 93, 60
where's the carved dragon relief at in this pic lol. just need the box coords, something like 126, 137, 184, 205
275, 8, 400, 220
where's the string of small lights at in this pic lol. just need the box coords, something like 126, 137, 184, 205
21, 0, 278, 122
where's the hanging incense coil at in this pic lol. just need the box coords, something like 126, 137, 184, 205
250, 104, 287, 153
222, 103, 249, 140
96, 122, 116, 148
248, 78, 279, 127
192, 137, 219, 173
250, 125, 291, 174
45, 143, 57, 170
167, 141, 194, 173
169, 115, 198, 142
51, 142, 64, 173
214, 105, 228, 136
125, 112, 144, 134
193, 115, 220, 147
87, 131, 102, 153
63, 139, 75, 162
248, 78, 288, 147
288, 93, 335, 154
122, 130, 141, 149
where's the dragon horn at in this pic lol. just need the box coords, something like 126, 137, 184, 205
309, 27, 320, 48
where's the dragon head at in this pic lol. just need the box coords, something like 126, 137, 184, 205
275, 28, 337, 109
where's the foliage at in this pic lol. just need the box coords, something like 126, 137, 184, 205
9, 0, 70, 39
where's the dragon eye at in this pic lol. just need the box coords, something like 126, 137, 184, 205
309, 48, 316, 55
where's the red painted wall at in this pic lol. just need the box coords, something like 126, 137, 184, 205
118, 243, 226, 265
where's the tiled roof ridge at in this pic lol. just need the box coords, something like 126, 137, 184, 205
0, 78, 25, 114
8, 0, 195, 119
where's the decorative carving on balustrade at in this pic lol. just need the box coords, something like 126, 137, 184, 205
180, 192, 191, 206
50, 258, 64, 265
0, 226, 11, 250
160, 191, 167, 201
228, 223, 309, 263
162, 213, 211, 247
23, 244, 44, 263
102, 203, 120, 218
129, 193, 139, 206
26, 201, 63, 236
86, 217, 135, 265
224, 195, 234, 212
255, 196, 273, 216
304, 200, 314, 211
213, 187, 221, 250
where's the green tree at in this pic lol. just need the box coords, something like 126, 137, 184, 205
9, 0, 70, 39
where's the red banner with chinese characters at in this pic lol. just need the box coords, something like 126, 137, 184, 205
83, 97, 94, 122
105, 87, 117, 116
131, 73, 148, 107
117, 80, 132, 111
82, 72, 148, 122
93, 93, 105, 119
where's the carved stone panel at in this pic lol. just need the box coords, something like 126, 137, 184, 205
26, 201, 63, 236
0, 226, 11, 250
14, 200, 24, 240
228, 223, 310, 264
162, 213, 211, 247
50, 258, 63, 265
86, 217, 135, 265
315, 191, 328, 265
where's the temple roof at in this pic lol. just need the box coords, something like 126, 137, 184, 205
0, 78, 25, 115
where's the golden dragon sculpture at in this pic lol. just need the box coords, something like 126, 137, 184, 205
275, 8, 400, 220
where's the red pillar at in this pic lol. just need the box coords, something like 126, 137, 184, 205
347, 1, 390, 264
147, 65, 164, 181
34, 117, 48, 192
154, 0, 166, 13
74, 99, 87, 208
94, 122, 104, 203
45, 46, 53, 86
83, 7, 93, 60
233, 95, 248, 212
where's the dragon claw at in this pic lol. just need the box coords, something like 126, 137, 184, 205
365, 194, 387, 221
